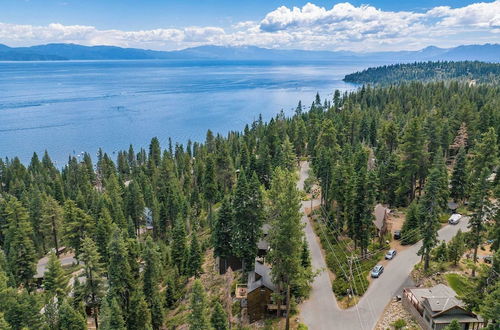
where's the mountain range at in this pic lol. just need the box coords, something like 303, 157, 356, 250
0, 43, 498, 62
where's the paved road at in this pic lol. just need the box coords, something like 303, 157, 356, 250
297, 161, 470, 330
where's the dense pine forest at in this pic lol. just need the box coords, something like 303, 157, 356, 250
344, 61, 500, 85
1, 80, 500, 329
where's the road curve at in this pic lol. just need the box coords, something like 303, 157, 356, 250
297, 161, 469, 330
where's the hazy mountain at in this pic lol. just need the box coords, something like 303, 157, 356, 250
0, 43, 498, 62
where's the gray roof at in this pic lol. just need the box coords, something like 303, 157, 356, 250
257, 238, 270, 251
262, 223, 271, 235
433, 313, 483, 324
247, 261, 276, 293
447, 202, 459, 210
408, 284, 457, 303
424, 296, 462, 313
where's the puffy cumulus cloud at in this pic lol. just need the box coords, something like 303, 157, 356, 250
255, 1, 500, 50
259, 2, 422, 32
427, 1, 500, 28
0, 22, 224, 49
1, 1, 500, 51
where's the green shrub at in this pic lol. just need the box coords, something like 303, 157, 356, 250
391, 318, 407, 329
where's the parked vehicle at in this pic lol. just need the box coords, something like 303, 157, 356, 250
393, 230, 401, 240
385, 249, 397, 260
484, 256, 493, 264
448, 213, 462, 225
371, 265, 384, 278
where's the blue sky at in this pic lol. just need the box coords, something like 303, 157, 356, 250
1, 0, 499, 51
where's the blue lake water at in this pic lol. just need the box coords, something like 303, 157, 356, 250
0, 60, 373, 165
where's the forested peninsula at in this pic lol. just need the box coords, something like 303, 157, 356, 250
0, 78, 499, 329
344, 61, 500, 85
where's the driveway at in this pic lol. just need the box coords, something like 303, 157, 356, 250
297, 161, 469, 330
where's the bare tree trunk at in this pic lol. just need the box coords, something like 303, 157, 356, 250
285, 284, 291, 330
472, 245, 478, 277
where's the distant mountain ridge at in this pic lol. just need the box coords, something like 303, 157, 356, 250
0, 43, 499, 62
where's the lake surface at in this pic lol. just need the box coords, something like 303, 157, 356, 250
0, 60, 373, 165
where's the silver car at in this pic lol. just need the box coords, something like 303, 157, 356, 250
385, 249, 397, 260
371, 265, 384, 278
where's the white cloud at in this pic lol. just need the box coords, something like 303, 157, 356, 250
0, 1, 499, 51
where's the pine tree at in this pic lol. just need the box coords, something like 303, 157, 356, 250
128, 287, 152, 330
400, 201, 420, 245
233, 172, 264, 271
189, 280, 210, 330
164, 275, 176, 309
187, 234, 203, 277
4, 197, 37, 289
211, 301, 228, 330
479, 282, 500, 325
43, 251, 69, 298
398, 118, 428, 203
95, 208, 113, 263
204, 155, 218, 221
79, 237, 105, 329
126, 180, 145, 236
267, 168, 303, 329
58, 300, 87, 330
468, 168, 493, 276
450, 147, 467, 202
0, 312, 10, 330
100, 297, 126, 330
40, 195, 64, 256
171, 218, 187, 273
63, 200, 92, 259
107, 229, 133, 313
447, 230, 465, 265
418, 165, 441, 272
142, 237, 164, 330
212, 197, 233, 260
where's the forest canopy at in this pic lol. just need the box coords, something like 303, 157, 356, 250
343, 61, 500, 85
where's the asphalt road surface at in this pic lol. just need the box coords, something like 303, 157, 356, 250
297, 161, 470, 330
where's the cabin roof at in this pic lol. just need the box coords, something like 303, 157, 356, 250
247, 261, 276, 293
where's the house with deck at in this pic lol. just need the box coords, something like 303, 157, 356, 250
403, 284, 484, 330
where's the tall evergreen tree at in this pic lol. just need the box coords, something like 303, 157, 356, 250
233, 172, 264, 271
107, 229, 133, 313
171, 218, 187, 274
267, 168, 303, 329
187, 234, 203, 278
63, 200, 92, 259
43, 251, 69, 299
127, 287, 152, 330
212, 197, 233, 260
400, 201, 421, 245
4, 197, 36, 289
189, 280, 210, 330
58, 300, 87, 330
79, 237, 105, 329
142, 237, 164, 330
468, 169, 493, 276
418, 165, 442, 271
100, 297, 126, 330
211, 301, 228, 330
450, 147, 467, 202
40, 195, 64, 256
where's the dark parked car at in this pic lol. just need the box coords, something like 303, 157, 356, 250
371, 265, 384, 278
484, 256, 493, 264
394, 230, 401, 240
